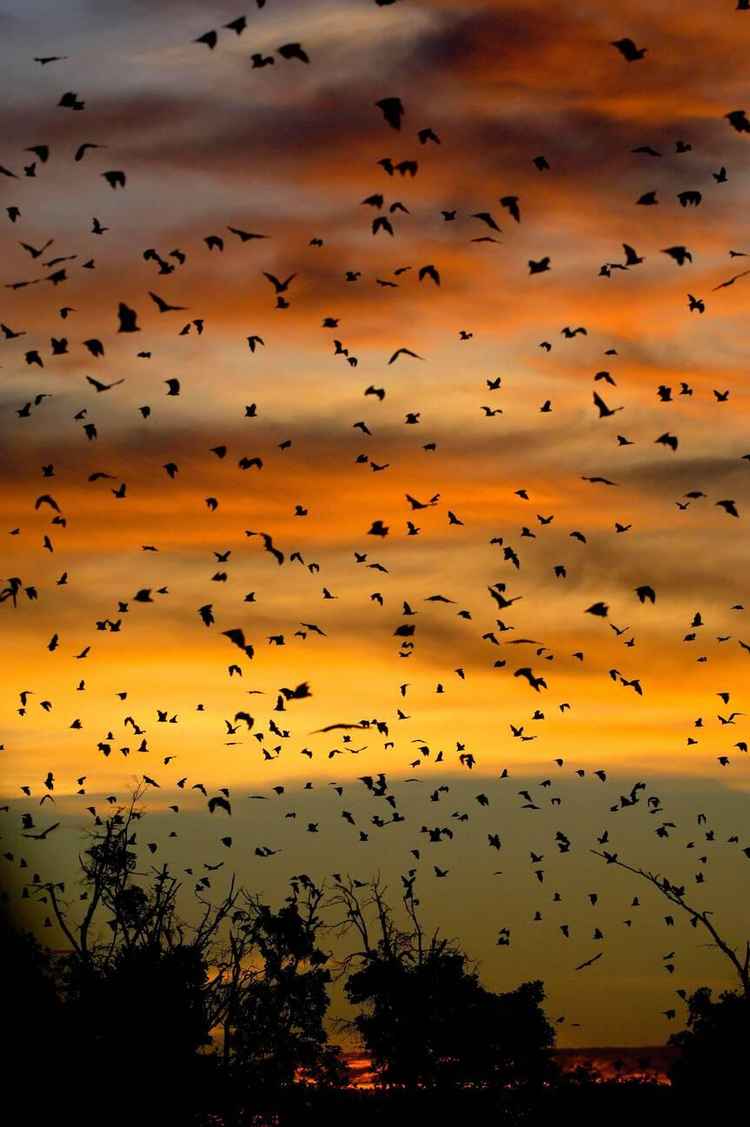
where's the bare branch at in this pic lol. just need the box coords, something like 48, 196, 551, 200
591, 849, 750, 996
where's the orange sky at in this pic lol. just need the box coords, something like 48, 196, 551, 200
1, 0, 749, 1049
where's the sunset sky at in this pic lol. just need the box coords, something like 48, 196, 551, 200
2, 0, 749, 1049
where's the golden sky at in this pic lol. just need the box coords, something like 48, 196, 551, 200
2, 0, 750, 1048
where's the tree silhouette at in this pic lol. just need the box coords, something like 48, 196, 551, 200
25, 794, 742, 1125
669, 986, 750, 1103
220, 873, 346, 1115
1, 905, 69, 1121
332, 875, 556, 1091
18, 792, 353, 1123
37, 788, 239, 967
26, 790, 238, 1123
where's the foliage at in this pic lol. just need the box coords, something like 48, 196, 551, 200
669, 986, 750, 1098
334, 875, 556, 1090
222, 878, 347, 1095
17, 795, 748, 1124
348, 951, 555, 1089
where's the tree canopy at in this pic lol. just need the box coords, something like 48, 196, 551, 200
334, 874, 557, 1090
669, 986, 750, 1100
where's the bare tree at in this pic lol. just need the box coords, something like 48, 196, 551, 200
31, 786, 240, 976
328, 871, 451, 970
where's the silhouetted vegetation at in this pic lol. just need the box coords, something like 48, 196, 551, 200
669, 986, 750, 1106
215, 879, 348, 1124
6, 797, 745, 1126
332, 874, 557, 1091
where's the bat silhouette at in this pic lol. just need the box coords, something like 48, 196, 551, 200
611, 38, 646, 61
222, 628, 254, 658
375, 96, 404, 130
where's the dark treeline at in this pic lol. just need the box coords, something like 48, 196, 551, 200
4, 797, 747, 1127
